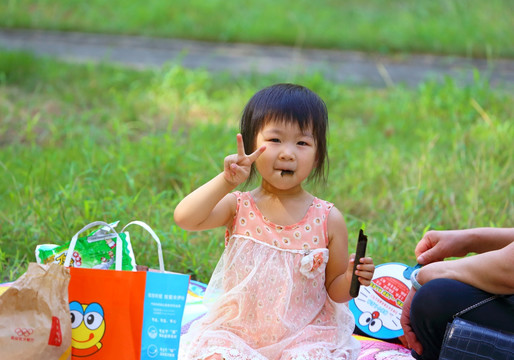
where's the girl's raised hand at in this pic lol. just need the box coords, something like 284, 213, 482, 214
223, 134, 266, 186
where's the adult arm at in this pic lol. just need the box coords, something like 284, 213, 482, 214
416, 227, 514, 264
416, 240, 514, 294
400, 246, 514, 355
401, 227, 514, 352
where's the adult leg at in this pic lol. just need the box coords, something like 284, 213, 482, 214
409, 278, 514, 360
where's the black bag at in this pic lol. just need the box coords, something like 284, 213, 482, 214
439, 296, 514, 360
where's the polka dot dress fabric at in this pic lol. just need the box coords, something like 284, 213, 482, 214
179, 192, 360, 360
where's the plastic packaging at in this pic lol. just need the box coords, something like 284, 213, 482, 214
35, 222, 137, 271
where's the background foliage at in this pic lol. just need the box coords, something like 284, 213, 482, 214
1, 0, 513, 57
1, 1, 513, 282
1, 52, 512, 282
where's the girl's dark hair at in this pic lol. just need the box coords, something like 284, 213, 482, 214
240, 83, 329, 183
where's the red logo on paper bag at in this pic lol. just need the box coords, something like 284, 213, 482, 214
15, 328, 34, 337
48, 316, 63, 346
12, 328, 35, 342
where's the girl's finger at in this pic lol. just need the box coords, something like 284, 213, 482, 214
224, 154, 237, 172
247, 145, 266, 163
230, 163, 238, 175
357, 264, 375, 273
236, 133, 246, 157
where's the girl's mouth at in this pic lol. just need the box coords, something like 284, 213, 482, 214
281, 170, 294, 176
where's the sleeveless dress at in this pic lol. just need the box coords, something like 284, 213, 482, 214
179, 191, 360, 360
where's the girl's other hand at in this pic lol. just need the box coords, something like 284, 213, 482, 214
224, 133, 265, 186
348, 254, 375, 286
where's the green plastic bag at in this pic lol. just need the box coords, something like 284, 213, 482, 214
35, 221, 137, 271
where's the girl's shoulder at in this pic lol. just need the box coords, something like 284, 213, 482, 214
231, 190, 249, 203
310, 196, 335, 215
311, 198, 345, 236
230, 190, 251, 214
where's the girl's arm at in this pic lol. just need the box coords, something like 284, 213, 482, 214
173, 173, 238, 231
173, 134, 265, 231
324, 207, 351, 303
325, 208, 374, 303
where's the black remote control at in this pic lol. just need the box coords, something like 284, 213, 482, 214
349, 229, 368, 298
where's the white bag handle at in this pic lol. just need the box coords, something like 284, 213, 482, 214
64, 221, 124, 271
121, 221, 165, 273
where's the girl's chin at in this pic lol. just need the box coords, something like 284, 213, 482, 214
263, 179, 303, 192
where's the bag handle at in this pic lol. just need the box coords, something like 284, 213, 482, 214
121, 221, 165, 273
64, 221, 124, 271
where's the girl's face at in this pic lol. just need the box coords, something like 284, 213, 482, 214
254, 120, 317, 193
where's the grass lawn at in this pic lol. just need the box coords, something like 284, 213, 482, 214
1, 0, 513, 58
1, 52, 512, 282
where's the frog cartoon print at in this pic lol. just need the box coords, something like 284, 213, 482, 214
69, 301, 106, 357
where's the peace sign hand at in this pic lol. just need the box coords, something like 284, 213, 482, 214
224, 134, 266, 187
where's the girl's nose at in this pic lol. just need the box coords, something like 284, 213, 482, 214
279, 145, 295, 160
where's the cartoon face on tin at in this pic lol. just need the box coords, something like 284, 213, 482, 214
350, 263, 411, 339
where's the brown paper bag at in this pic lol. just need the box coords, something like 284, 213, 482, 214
0, 263, 72, 360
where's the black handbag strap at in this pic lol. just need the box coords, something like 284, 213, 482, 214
453, 295, 498, 319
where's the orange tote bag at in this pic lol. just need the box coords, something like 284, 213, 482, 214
65, 221, 189, 360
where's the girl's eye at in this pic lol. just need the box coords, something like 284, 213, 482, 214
298, 141, 309, 146
269, 138, 280, 143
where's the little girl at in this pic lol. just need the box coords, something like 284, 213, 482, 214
174, 83, 375, 360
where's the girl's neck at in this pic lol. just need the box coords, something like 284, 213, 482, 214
250, 185, 314, 226
258, 179, 305, 198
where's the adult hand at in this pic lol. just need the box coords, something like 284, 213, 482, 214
223, 134, 265, 187
400, 288, 423, 355
415, 230, 467, 265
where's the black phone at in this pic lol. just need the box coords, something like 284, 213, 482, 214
349, 229, 368, 298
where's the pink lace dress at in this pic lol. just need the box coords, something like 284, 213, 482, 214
179, 192, 360, 360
